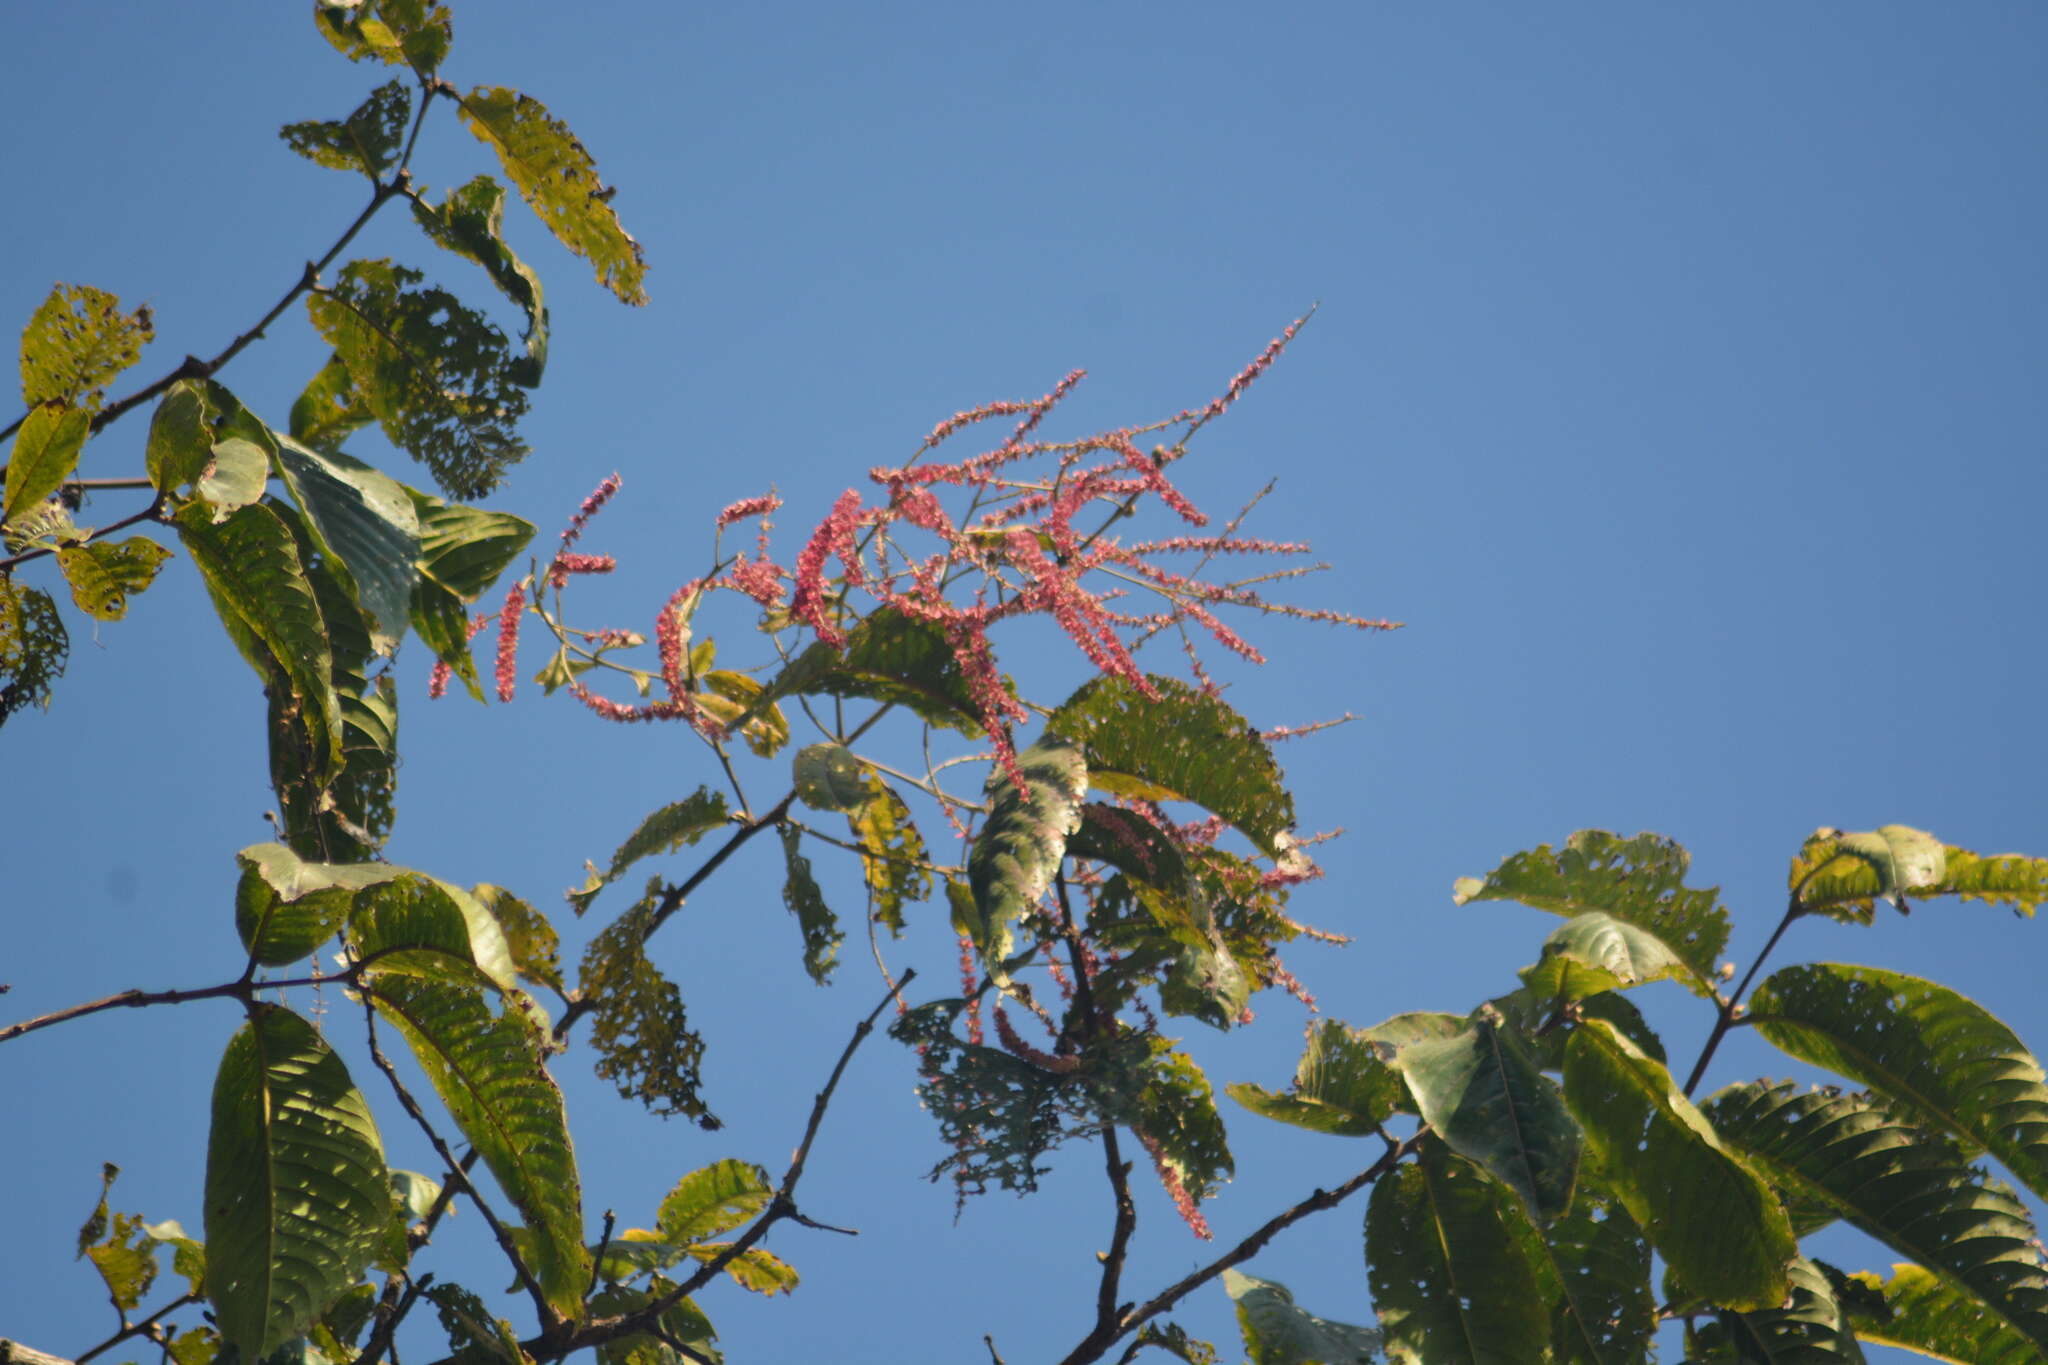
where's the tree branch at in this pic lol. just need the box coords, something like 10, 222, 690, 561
1681, 892, 1801, 1097
1055, 1133, 1420, 1365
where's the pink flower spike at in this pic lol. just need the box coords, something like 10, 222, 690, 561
791, 490, 865, 647
716, 492, 783, 528
427, 658, 452, 700
494, 582, 526, 703
559, 473, 622, 550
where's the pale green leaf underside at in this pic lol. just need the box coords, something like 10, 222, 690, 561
1223, 1268, 1381, 1365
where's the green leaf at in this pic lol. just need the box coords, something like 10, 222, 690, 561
847, 770, 930, 934
1705, 1079, 2048, 1351
290, 355, 375, 456
1561, 1017, 1793, 1309
1748, 963, 2048, 1204
0, 578, 66, 725
146, 379, 216, 490
474, 884, 564, 994
792, 741, 868, 812
682, 1243, 799, 1296
569, 787, 730, 914
1227, 1018, 1403, 1138
1510, 1186, 1655, 1365
741, 606, 990, 736
590, 1280, 721, 1365
423, 1281, 528, 1365
271, 435, 421, 653
456, 86, 647, 306
657, 1159, 774, 1243
195, 435, 273, 517
1791, 825, 2048, 923
1133, 1042, 1234, 1205
55, 536, 170, 622
178, 500, 341, 775
1453, 830, 1729, 993
1366, 1138, 1551, 1364
142, 1218, 208, 1298
365, 976, 586, 1318
965, 734, 1088, 979
779, 823, 841, 983
1223, 1269, 1382, 1365
1847, 1264, 2048, 1365
314, 0, 451, 74
1385, 1017, 1582, 1225
4, 401, 88, 521
204, 1005, 391, 1360
1519, 911, 1692, 1003
409, 489, 534, 699
234, 842, 383, 966
306, 258, 530, 499
1049, 673, 1294, 858
281, 80, 410, 180
1689, 1257, 1868, 1364
350, 873, 519, 993
20, 282, 151, 408
410, 174, 548, 385
693, 668, 790, 757
577, 881, 714, 1123
1130, 1323, 1219, 1365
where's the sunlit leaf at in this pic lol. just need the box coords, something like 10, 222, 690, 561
1791, 825, 2048, 923
55, 536, 170, 622
657, 1158, 774, 1243
205, 1005, 391, 1359
1706, 1079, 2048, 1350
693, 668, 789, 757
1386, 1017, 1581, 1225
569, 787, 730, 914
474, 883, 564, 994
423, 1281, 530, 1365
20, 282, 151, 408
1519, 911, 1691, 1003
281, 80, 410, 180
1132, 1322, 1219, 1365
1050, 673, 1294, 858
1132, 1041, 1234, 1206
1509, 1184, 1655, 1365
1223, 1269, 1381, 1365
1454, 830, 1729, 993
1749, 963, 2048, 1205
4, 401, 88, 521
1562, 1017, 1793, 1309
1848, 1263, 2047, 1365
142, 1217, 208, 1298
457, 86, 647, 305
792, 741, 867, 812
578, 880, 714, 1123
410, 174, 548, 385
146, 379, 217, 491
965, 734, 1087, 980
741, 606, 990, 736
847, 770, 930, 933
194, 435, 272, 518
314, 0, 451, 74
0, 578, 66, 725
1227, 1018, 1401, 1138
1366, 1137, 1549, 1364
350, 873, 516, 991
365, 976, 585, 1316
306, 258, 530, 498
290, 355, 375, 456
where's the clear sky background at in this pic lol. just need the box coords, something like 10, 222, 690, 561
4, 4, 2045, 1362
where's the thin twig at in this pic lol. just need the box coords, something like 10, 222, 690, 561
1056, 1133, 1420, 1365
0, 502, 167, 574
67, 1293, 198, 1365
1681, 892, 1801, 1097
3, 971, 331, 1045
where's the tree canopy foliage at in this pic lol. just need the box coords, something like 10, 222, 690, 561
5, 6, 2048, 1365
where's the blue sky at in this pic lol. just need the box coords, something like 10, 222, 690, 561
4, 4, 2045, 1361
